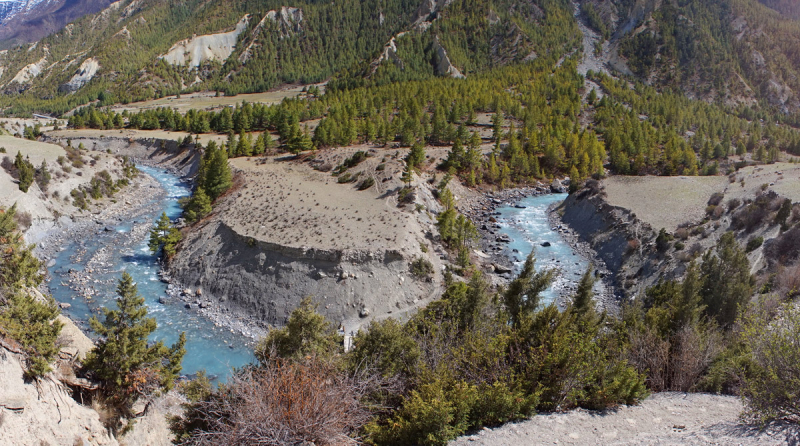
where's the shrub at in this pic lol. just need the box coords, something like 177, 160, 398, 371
765, 226, 800, 264
254, 297, 342, 363
350, 318, 420, 380
410, 256, 434, 279
727, 198, 741, 213
357, 176, 375, 190
746, 236, 764, 252
741, 303, 800, 424
656, 228, 673, 253
179, 359, 374, 446
708, 192, 725, 207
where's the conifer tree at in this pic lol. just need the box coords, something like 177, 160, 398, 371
149, 212, 182, 258
204, 145, 232, 201
183, 187, 212, 223
84, 273, 186, 409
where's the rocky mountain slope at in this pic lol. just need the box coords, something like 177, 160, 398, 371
577, 0, 800, 116
0, 0, 798, 119
0, 0, 113, 49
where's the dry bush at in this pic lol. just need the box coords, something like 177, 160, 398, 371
185, 359, 375, 446
708, 192, 725, 207
675, 228, 690, 240
628, 328, 670, 391
776, 262, 800, 299
626, 239, 640, 254
629, 326, 721, 392
766, 226, 800, 264
668, 325, 722, 392
13, 211, 32, 231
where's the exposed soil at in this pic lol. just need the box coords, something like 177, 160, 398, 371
451, 392, 799, 445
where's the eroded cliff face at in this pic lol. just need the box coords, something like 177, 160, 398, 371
168, 152, 443, 334
169, 219, 437, 331
558, 183, 667, 299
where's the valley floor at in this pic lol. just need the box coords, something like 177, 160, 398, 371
451, 392, 799, 445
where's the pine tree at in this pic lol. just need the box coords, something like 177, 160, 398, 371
149, 212, 182, 257
183, 187, 213, 223
0, 204, 41, 288
0, 291, 62, 378
407, 141, 426, 170
502, 253, 555, 329
492, 111, 505, 142
699, 232, 753, 327
84, 273, 185, 410
204, 145, 232, 201
14, 152, 34, 193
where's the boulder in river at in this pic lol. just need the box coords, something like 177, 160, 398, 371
541, 241, 552, 247
550, 179, 566, 193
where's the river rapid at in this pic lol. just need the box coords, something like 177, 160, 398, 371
495, 193, 602, 305
46, 166, 253, 380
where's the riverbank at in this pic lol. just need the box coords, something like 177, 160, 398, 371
28, 162, 255, 380
456, 182, 617, 310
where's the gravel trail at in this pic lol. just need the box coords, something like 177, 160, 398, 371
451, 392, 799, 445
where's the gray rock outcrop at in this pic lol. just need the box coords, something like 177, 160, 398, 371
169, 220, 438, 331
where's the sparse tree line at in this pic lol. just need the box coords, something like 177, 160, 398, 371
66, 56, 800, 197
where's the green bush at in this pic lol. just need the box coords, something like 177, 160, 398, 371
746, 236, 764, 252
366, 379, 477, 446
357, 176, 375, 190
410, 256, 434, 279
254, 297, 342, 363
741, 303, 800, 424
0, 292, 62, 378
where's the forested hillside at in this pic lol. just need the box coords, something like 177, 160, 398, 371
758, 0, 800, 19
0, 0, 579, 116
590, 0, 800, 120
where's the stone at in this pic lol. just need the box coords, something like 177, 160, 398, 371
541, 241, 552, 247
493, 263, 513, 274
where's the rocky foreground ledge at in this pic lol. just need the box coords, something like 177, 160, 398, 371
451, 392, 797, 446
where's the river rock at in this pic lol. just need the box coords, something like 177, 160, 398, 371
493, 263, 513, 274
550, 179, 566, 193
541, 241, 552, 247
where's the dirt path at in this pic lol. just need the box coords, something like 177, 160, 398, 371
451, 392, 799, 445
